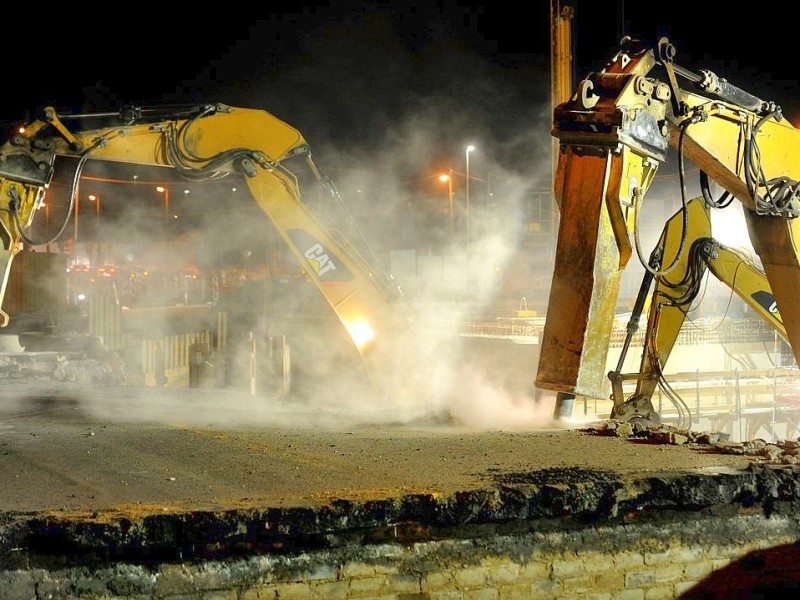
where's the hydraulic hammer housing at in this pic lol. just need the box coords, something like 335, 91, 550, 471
536, 39, 668, 399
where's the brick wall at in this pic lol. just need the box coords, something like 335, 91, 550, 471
2, 511, 799, 599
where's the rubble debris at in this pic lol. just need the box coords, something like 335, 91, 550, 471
583, 420, 800, 465
0, 332, 125, 385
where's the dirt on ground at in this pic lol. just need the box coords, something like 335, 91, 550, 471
0, 381, 771, 520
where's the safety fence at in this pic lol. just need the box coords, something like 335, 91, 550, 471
87, 290, 219, 387
138, 332, 213, 387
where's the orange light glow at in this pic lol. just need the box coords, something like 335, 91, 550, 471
343, 318, 375, 351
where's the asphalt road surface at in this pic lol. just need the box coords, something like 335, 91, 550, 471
0, 381, 754, 521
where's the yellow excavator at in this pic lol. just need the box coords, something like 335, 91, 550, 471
608, 196, 786, 425
537, 36, 800, 421
0, 104, 414, 397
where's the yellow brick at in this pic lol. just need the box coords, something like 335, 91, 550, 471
270, 582, 313, 600
643, 550, 671, 566
339, 561, 401, 579
455, 566, 488, 588
497, 583, 537, 600
488, 563, 520, 585
552, 559, 585, 579
422, 570, 454, 590
310, 581, 349, 599
530, 580, 563, 600
644, 585, 673, 600
625, 570, 655, 588
613, 552, 645, 570
591, 571, 624, 592
241, 585, 279, 600
339, 562, 378, 579
683, 560, 714, 580
386, 574, 421, 594
666, 546, 705, 563
518, 561, 550, 580
562, 574, 593, 594
654, 564, 683, 583
581, 554, 614, 574
349, 576, 390, 596
674, 581, 700, 596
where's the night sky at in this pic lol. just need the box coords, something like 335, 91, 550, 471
5, 1, 800, 255
2, 1, 796, 190
8, 2, 799, 167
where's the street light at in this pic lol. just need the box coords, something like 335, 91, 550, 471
36, 199, 51, 253
438, 171, 454, 238
87, 194, 101, 264
465, 145, 475, 247
73, 192, 80, 263
87, 194, 100, 215
156, 186, 170, 228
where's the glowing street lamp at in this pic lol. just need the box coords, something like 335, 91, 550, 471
72, 193, 80, 262
87, 194, 100, 222
87, 194, 101, 264
182, 188, 190, 216
156, 186, 170, 227
36, 199, 51, 252
465, 144, 475, 247
73, 193, 101, 263
438, 171, 455, 238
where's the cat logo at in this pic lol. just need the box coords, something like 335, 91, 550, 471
304, 243, 336, 276
752, 290, 783, 324
287, 228, 354, 284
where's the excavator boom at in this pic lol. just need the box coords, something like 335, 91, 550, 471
0, 104, 411, 396
538, 37, 800, 411
609, 197, 786, 424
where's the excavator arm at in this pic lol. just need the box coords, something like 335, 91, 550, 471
537, 36, 800, 406
0, 104, 411, 395
609, 196, 786, 424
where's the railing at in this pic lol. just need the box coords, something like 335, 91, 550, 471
87, 289, 218, 387
458, 317, 545, 342
456, 316, 782, 347
577, 367, 800, 441
139, 332, 213, 387
454, 315, 796, 441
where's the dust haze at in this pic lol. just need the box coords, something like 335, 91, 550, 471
211, 59, 560, 432
19, 13, 754, 433
6, 12, 777, 435
0, 22, 569, 433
